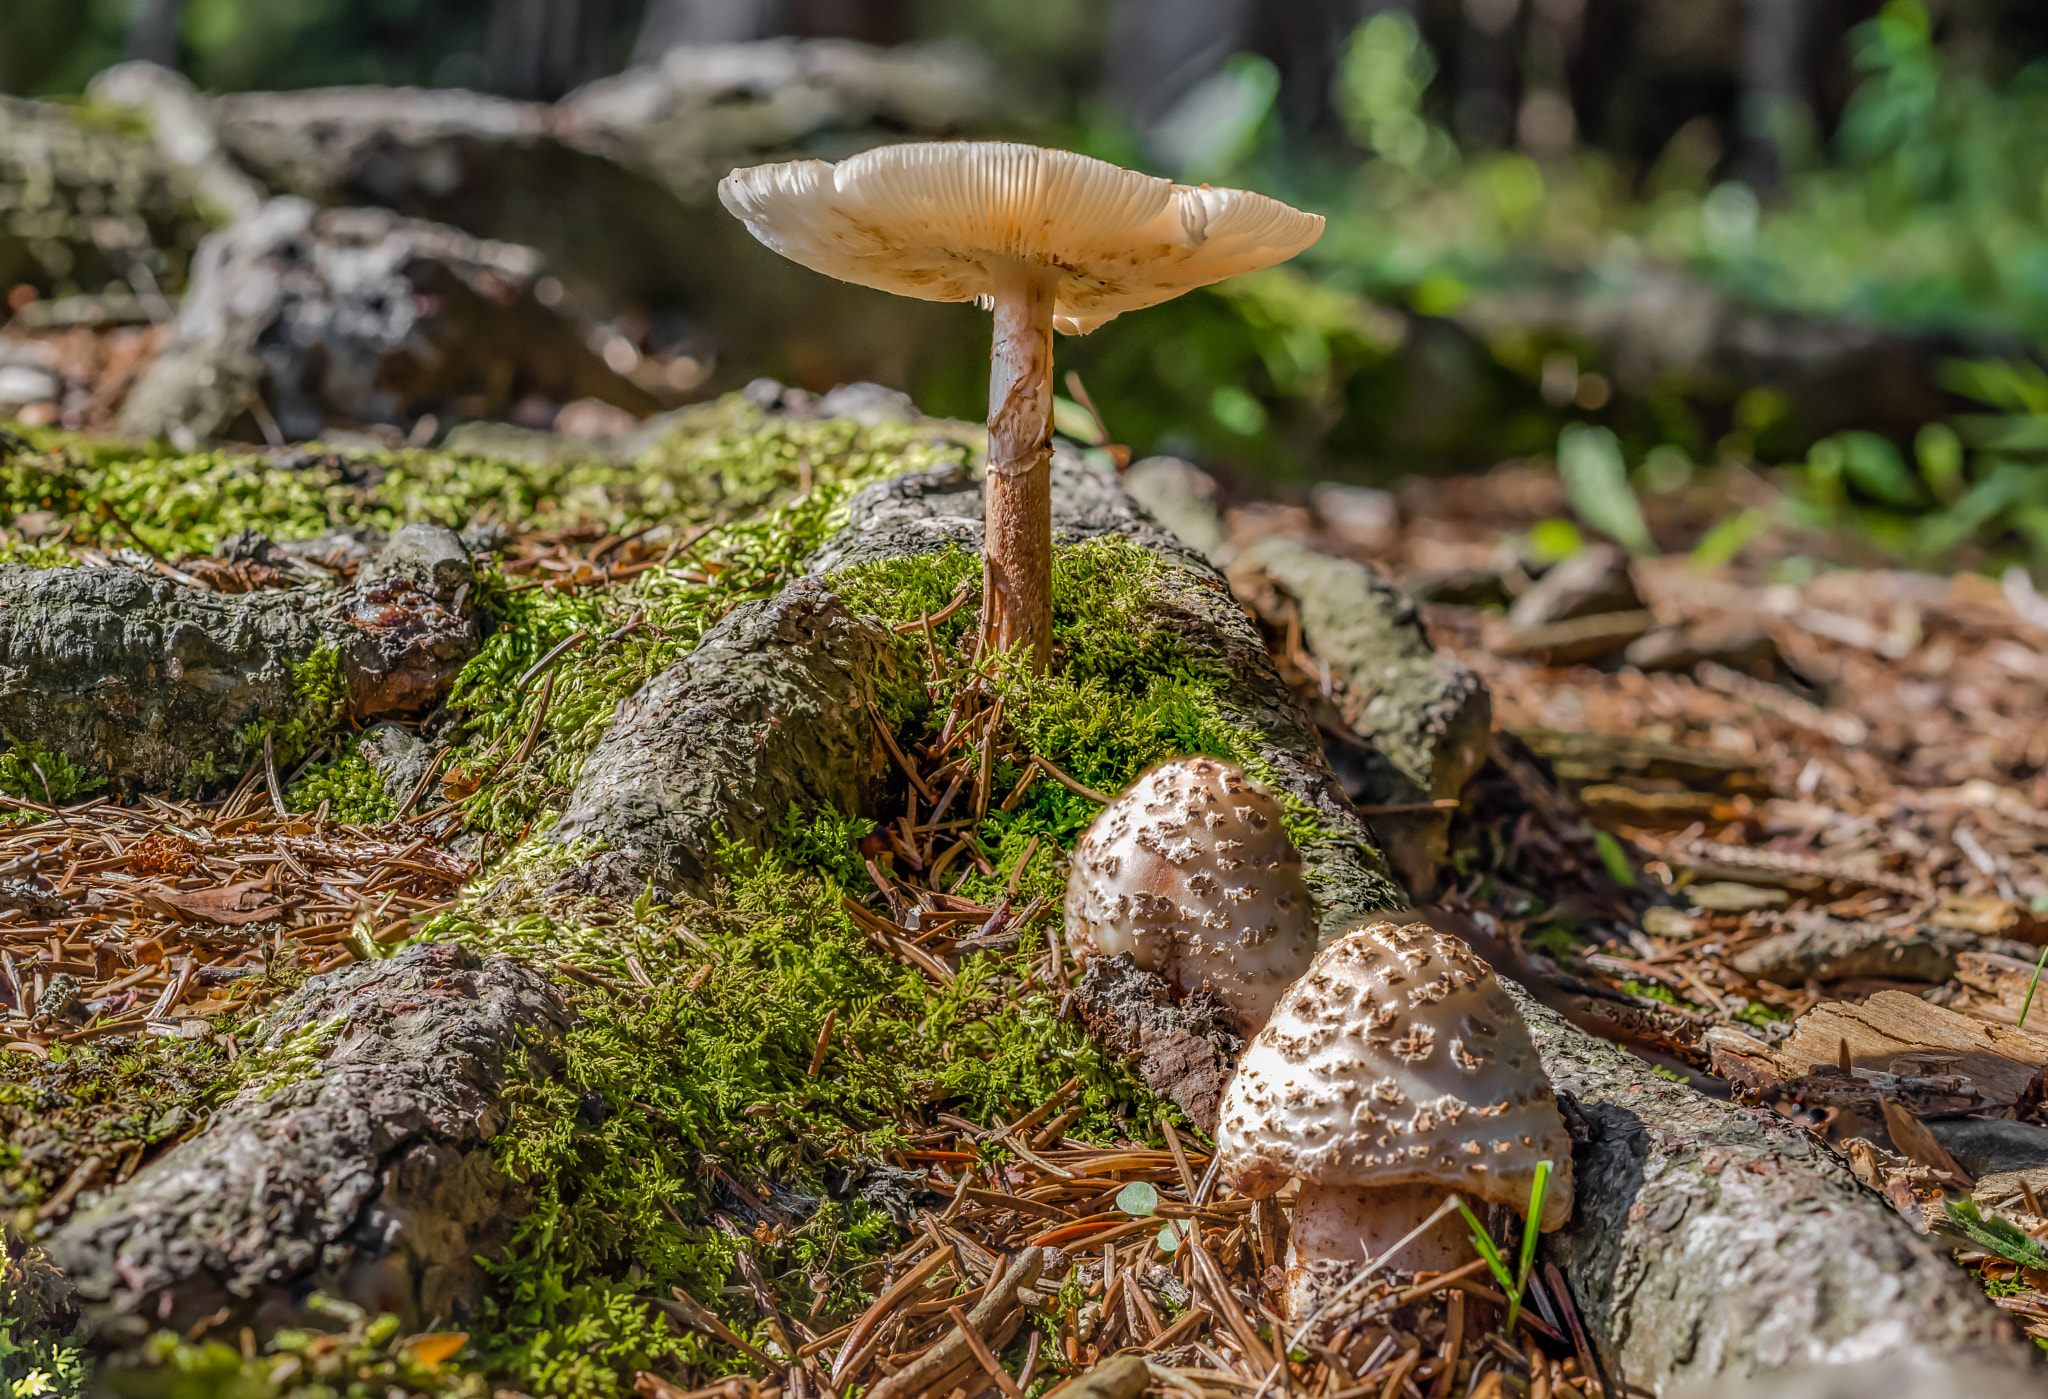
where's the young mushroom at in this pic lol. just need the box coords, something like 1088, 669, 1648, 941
719, 142, 1324, 670
1214, 920, 1574, 1322
1064, 756, 1316, 1035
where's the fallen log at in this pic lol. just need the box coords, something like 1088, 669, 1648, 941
0, 522, 480, 791
1511, 979, 2040, 1390
47, 941, 571, 1347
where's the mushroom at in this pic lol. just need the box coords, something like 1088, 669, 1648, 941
1064, 756, 1316, 1035
718, 142, 1324, 670
1214, 920, 1574, 1321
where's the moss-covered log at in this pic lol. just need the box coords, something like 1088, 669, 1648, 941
550, 578, 906, 897
47, 941, 569, 1348
809, 453, 1409, 928
1229, 536, 1491, 898
0, 523, 479, 793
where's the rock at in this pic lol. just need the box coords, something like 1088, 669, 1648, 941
116, 197, 659, 445
1927, 1118, 2048, 1179
47, 942, 571, 1347
0, 546, 479, 792
1228, 536, 1491, 898
1513, 978, 2035, 1391
1123, 457, 1226, 559
550, 579, 905, 898
1069, 954, 1241, 1134
806, 452, 1408, 927
1730, 914, 2018, 986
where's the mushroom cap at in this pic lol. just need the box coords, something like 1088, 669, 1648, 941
1214, 921, 1574, 1231
1064, 756, 1316, 1034
718, 141, 1326, 335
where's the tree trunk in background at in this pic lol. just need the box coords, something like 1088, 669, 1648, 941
632, 0, 783, 62
124, 0, 182, 67
1738, 0, 1810, 188
1455, 0, 1521, 148
1102, 0, 1254, 134
484, 0, 615, 100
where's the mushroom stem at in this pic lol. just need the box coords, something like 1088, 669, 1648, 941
1284, 1182, 1472, 1322
983, 264, 1058, 672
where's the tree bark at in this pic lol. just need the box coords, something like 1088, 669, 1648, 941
0, 524, 480, 793
48, 942, 572, 1348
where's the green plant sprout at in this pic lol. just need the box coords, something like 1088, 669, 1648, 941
2018, 943, 2048, 1029
1456, 1159, 1551, 1336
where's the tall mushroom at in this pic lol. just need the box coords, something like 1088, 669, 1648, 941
719, 142, 1324, 670
1064, 756, 1316, 1035
1214, 921, 1573, 1322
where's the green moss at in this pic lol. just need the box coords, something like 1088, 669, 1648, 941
287, 738, 397, 824
439, 827, 1153, 1398
0, 397, 976, 562
1, 1234, 86, 1399
0, 740, 101, 804
227, 643, 348, 788
440, 416, 971, 842
828, 536, 1318, 884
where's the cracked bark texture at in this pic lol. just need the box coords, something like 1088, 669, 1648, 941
808, 452, 1407, 928
0, 525, 479, 792
47, 942, 570, 1347
1505, 979, 2038, 1393
551, 577, 905, 897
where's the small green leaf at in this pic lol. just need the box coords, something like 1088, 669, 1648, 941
1156, 1220, 1184, 1253
1558, 425, 1655, 556
1591, 829, 1637, 887
1945, 1198, 2048, 1269
1117, 1181, 1160, 1216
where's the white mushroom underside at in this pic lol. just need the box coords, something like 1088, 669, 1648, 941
717, 142, 1326, 334
1215, 921, 1574, 1231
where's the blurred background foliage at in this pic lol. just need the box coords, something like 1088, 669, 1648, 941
8, 0, 2048, 567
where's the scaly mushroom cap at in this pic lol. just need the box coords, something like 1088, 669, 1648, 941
1064, 756, 1316, 1033
718, 142, 1326, 334
1215, 921, 1574, 1231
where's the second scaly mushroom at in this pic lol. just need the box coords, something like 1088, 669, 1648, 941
1214, 920, 1574, 1323
719, 142, 1324, 670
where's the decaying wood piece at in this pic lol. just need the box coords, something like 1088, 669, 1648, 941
1731, 912, 2035, 987
1068, 953, 1241, 1134
0, 523, 480, 791
1509, 981, 2040, 1391
47, 941, 571, 1348
116, 196, 658, 444
807, 452, 1407, 925
1228, 536, 1492, 896
1767, 989, 2048, 1107
549, 578, 906, 898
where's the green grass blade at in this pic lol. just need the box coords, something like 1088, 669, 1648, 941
2018, 943, 2048, 1029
